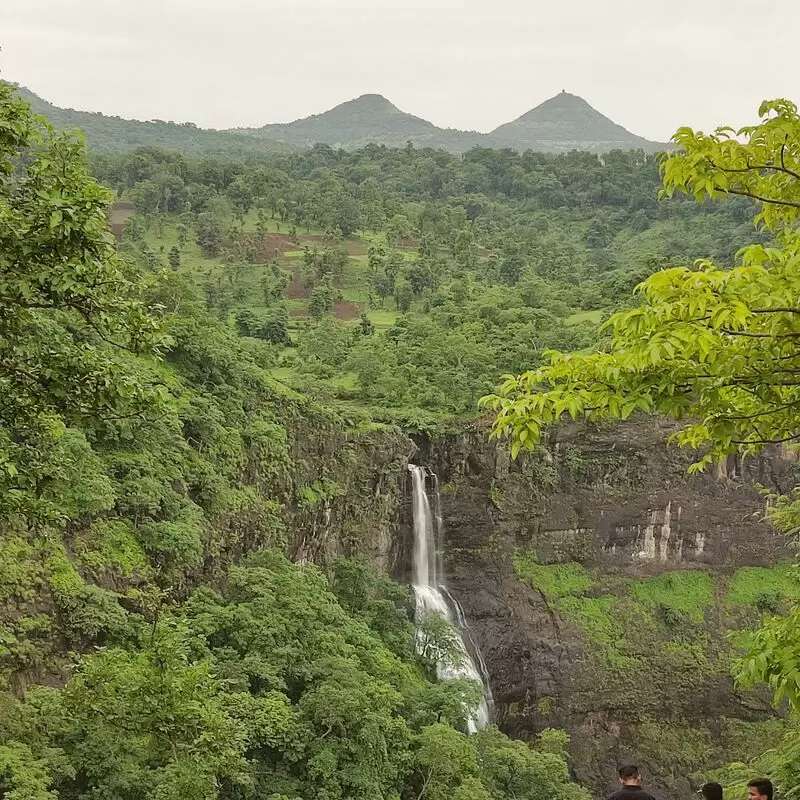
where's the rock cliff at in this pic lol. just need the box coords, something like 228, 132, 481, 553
398, 417, 794, 798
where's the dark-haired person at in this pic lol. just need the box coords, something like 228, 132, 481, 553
606, 765, 657, 800
698, 782, 723, 800
748, 779, 773, 800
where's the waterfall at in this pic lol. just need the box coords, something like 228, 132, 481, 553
409, 464, 491, 733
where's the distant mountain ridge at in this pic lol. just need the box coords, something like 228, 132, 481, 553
237, 90, 667, 154
14, 82, 667, 156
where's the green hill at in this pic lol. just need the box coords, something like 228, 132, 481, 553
489, 91, 665, 153
239, 90, 665, 154
237, 93, 486, 152
16, 85, 294, 157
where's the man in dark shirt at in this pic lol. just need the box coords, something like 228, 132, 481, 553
606, 765, 657, 800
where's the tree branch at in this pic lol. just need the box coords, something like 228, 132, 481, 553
779, 142, 800, 182
731, 432, 800, 445
715, 186, 800, 210
725, 400, 800, 421
720, 327, 800, 339
707, 152, 800, 183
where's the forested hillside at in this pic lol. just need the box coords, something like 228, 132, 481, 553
18, 82, 664, 156
15, 85, 295, 158
89, 136, 761, 426
238, 93, 487, 152
0, 81, 593, 800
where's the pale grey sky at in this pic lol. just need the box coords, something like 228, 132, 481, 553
0, 0, 796, 141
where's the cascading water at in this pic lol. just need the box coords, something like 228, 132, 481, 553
409, 464, 491, 733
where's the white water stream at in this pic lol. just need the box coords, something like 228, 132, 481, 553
409, 464, 491, 732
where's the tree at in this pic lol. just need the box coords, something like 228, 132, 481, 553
0, 83, 165, 520
394, 279, 413, 312
309, 275, 335, 320
256, 207, 269, 238
13, 625, 247, 800
196, 212, 223, 257
258, 308, 292, 345
499, 247, 525, 285
476, 727, 589, 800
176, 219, 189, 246
357, 313, 375, 337
413, 723, 477, 800
406, 261, 437, 296
235, 309, 259, 337
415, 612, 466, 672
261, 265, 290, 306
483, 98, 800, 467
585, 216, 611, 249
453, 228, 477, 270
387, 214, 412, 246
367, 243, 386, 275
168, 245, 181, 271
372, 271, 395, 307
0, 743, 57, 800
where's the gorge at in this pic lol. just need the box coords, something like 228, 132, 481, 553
275, 412, 793, 797
378, 419, 791, 797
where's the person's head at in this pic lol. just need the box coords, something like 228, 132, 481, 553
747, 779, 773, 800
699, 782, 723, 800
618, 765, 641, 786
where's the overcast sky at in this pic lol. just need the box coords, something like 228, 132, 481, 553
0, 0, 796, 141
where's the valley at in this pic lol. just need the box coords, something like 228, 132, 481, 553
1, 74, 800, 800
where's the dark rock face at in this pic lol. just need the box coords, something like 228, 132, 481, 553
399, 418, 793, 798
289, 427, 415, 574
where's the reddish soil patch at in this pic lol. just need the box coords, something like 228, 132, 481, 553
292, 235, 367, 256
109, 202, 134, 241
287, 302, 363, 321
285, 266, 310, 300
259, 234, 297, 261
333, 300, 363, 320
343, 240, 368, 256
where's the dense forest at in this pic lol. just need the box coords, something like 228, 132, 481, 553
89, 129, 761, 426
1, 76, 797, 800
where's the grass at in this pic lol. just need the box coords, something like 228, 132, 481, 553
726, 563, 800, 609
512, 549, 745, 673
556, 595, 638, 669
366, 309, 398, 328
341, 287, 367, 303
631, 571, 715, 624
565, 309, 604, 326
270, 366, 300, 382
328, 372, 359, 391
513, 554, 593, 599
